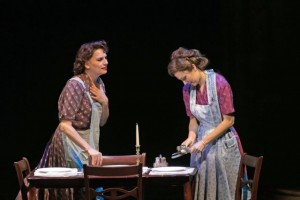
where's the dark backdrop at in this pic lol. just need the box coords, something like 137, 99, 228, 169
1, 0, 299, 199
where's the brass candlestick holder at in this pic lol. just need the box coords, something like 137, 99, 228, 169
135, 145, 141, 164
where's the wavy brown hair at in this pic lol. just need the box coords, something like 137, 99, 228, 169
73, 40, 109, 75
167, 47, 209, 77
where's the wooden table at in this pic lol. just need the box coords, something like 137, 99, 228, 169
28, 167, 197, 200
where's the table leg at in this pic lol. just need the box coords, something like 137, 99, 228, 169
183, 181, 192, 200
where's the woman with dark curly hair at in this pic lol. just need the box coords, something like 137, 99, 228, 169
37, 40, 109, 199
168, 47, 244, 200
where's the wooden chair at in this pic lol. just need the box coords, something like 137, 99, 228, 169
102, 152, 146, 166
83, 163, 143, 200
235, 153, 264, 200
14, 157, 37, 200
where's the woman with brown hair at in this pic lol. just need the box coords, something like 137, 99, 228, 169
37, 40, 110, 199
168, 47, 244, 200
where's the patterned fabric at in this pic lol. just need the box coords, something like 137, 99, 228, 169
58, 75, 94, 129
183, 73, 235, 116
188, 69, 242, 200
61, 76, 102, 169
183, 71, 244, 154
37, 73, 104, 200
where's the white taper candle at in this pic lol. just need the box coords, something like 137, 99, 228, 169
136, 123, 140, 146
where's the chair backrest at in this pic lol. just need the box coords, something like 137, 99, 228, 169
102, 152, 146, 166
83, 163, 143, 200
14, 157, 36, 200
235, 153, 264, 200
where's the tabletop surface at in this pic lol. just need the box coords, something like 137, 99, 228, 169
28, 166, 197, 188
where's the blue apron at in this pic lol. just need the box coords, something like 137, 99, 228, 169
62, 77, 102, 169
190, 69, 241, 200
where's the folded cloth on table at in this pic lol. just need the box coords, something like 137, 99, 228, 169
149, 167, 195, 175
34, 167, 82, 177
143, 167, 151, 174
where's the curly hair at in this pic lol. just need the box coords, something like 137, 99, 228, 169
167, 47, 209, 77
73, 40, 109, 75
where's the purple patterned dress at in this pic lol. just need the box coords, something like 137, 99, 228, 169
37, 73, 104, 199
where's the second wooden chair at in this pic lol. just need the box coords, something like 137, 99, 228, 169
235, 153, 264, 200
83, 163, 143, 200
102, 152, 146, 166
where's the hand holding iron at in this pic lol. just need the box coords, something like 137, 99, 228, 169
171, 145, 191, 159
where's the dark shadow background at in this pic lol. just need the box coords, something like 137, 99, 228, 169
1, 0, 299, 199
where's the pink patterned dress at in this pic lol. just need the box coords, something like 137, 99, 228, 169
183, 69, 244, 200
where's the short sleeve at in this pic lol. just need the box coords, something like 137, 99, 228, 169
216, 73, 235, 115
58, 79, 85, 121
